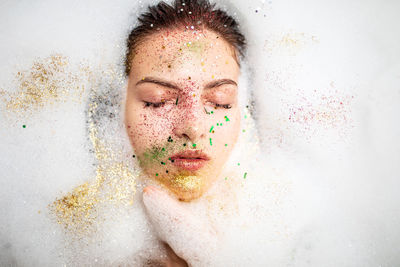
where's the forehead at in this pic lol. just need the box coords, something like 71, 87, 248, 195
130, 28, 239, 81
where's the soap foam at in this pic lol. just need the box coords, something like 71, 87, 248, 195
1, 0, 400, 266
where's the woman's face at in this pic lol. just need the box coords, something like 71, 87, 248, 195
125, 28, 240, 201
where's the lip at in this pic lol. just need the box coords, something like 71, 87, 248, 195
170, 150, 210, 171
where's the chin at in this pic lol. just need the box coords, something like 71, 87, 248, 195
166, 174, 208, 202
174, 189, 203, 202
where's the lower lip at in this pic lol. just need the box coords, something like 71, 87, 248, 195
171, 158, 208, 171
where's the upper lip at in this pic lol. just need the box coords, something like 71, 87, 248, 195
170, 150, 210, 160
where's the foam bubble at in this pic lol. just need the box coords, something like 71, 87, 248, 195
1, 0, 399, 266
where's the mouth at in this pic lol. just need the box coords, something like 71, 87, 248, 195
170, 150, 210, 171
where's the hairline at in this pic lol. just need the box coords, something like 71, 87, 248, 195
127, 24, 241, 76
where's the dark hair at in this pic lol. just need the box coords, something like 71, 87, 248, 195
125, 0, 246, 76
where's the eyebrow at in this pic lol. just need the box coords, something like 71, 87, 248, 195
204, 79, 237, 89
136, 77, 180, 90
136, 77, 237, 90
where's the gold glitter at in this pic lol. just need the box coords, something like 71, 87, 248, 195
0, 54, 85, 114
171, 175, 202, 191
263, 32, 319, 56
49, 70, 137, 237
0, 54, 138, 237
51, 182, 99, 234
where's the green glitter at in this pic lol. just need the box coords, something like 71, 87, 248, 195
22, 125, 26, 128
224, 116, 230, 122
140, 141, 175, 167
156, 173, 158, 176
237, 163, 240, 166
192, 143, 196, 148
209, 125, 214, 133
244, 172, 247, 179
209, 138, 212, 146
220, 123, 223, 126
244, 115, 247, 119
242, 129, 246, 133
211, 111, 214, 114
225, 144, 228, 146
161, 162, 166, 165
142, 149, 161, 161
182, 41, 206, 55
217, 123, 219, 126
225, 177, 228, 180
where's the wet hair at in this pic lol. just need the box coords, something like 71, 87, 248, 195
125, 0, 246, 76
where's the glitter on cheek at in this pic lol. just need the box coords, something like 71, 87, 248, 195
139, 141, 173, 168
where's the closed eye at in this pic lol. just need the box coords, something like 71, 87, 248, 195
214, 103, 232, 109
144, 101, 166, 108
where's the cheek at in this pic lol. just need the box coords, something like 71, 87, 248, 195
126, 108, 176, 150
208, 110, 240, 151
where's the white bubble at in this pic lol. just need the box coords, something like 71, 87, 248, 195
0, 0, 399, 266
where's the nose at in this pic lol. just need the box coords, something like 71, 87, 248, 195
173, 100, 206, 144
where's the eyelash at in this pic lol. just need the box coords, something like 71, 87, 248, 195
143, 101, 232, 109
144, 101, 166, 108
215, 103, 232, 109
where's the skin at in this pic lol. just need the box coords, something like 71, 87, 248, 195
125, 27, 241, 201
